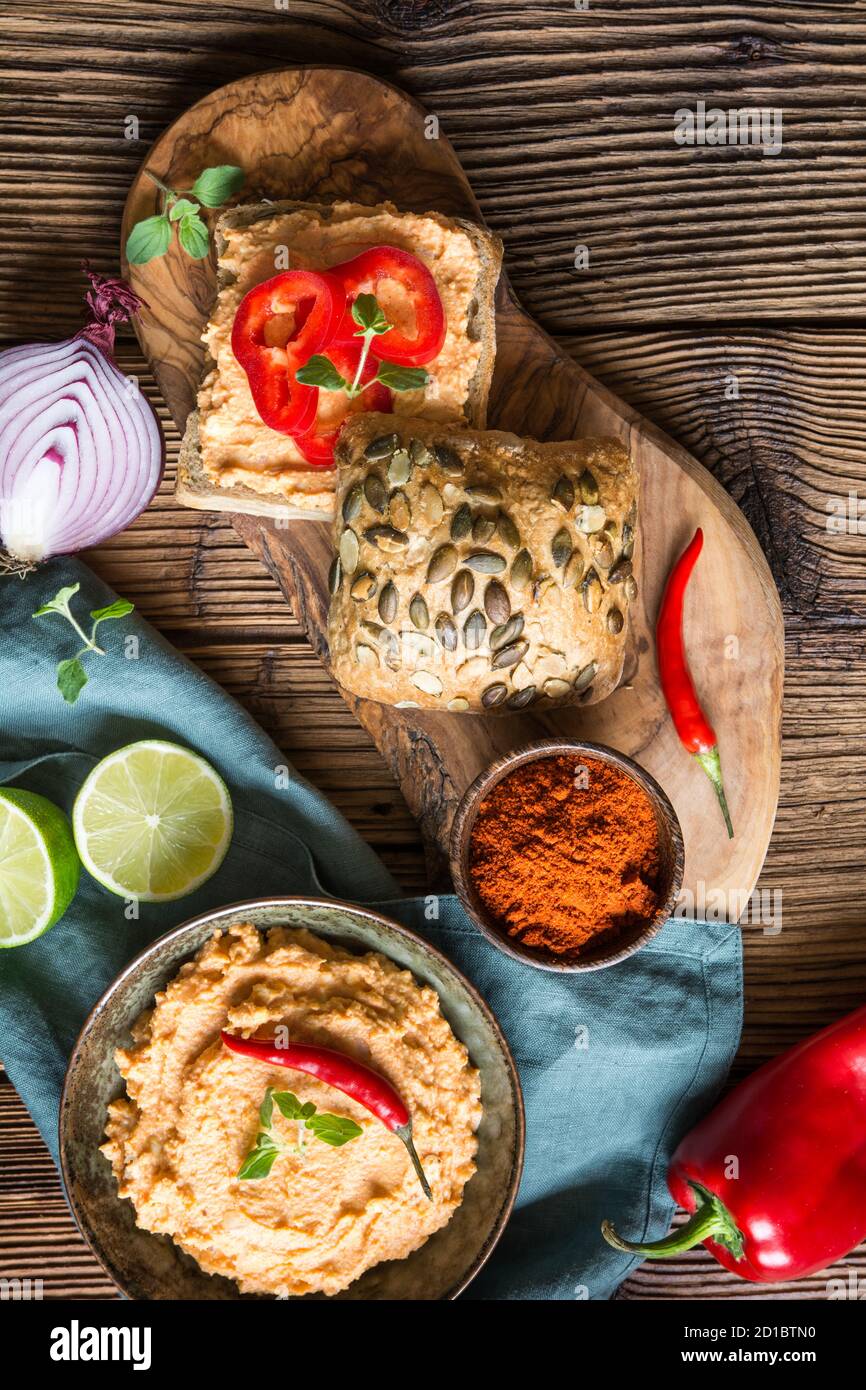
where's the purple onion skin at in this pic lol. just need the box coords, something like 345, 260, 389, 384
0, 268, 165, 566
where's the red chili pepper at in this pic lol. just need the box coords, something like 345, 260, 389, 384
656, 527, 734, 839
220, 1031, 432, 1200
231, 270, 346, 434
293, 341, 393, 467
601, 1003, 866, 1280
332, 246, 446, 367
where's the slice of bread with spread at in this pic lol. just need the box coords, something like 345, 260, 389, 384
176, 199, 503, 520
327, 415, 639, 714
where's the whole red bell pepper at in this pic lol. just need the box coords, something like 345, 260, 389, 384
602, 1003, 866, 1281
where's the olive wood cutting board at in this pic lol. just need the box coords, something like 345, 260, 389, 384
122, 66, 783, 911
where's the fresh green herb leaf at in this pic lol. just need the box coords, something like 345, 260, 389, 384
190, 165, 245, 208
125, 214, 172, 266
33, 584, 135, 706
306, 1113, 364, 1147
90, 599, 135, 625
168, 197, 199, 223
56, 657, 88, 705
295, 355, 349, 391
351, 293, 391, 336
259, 1087, 275, 1129
33, 583, 80, 618
127, 165, 244, 268
178, 213, 210, 260
272, 1091, 304, 1121
237, 1132, 280, 1180
241, 1087, 363, 1177
328, 293, 395, 397
375, 363, 430, 392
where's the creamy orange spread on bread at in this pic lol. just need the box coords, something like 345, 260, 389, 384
197, 202, 485, 505
102, 923, 481, 1298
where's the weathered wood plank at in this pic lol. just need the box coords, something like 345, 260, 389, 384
0, 1080, 117, 1299
2, 2, 866, 331
567, 328, 866, 614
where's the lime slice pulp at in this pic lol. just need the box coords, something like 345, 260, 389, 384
0, 787, 81, 947
73, 740, 233, 902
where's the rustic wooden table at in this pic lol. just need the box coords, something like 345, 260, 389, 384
2, 0, 865, 1302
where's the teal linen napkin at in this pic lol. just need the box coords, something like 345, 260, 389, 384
0, 559, 742, 1300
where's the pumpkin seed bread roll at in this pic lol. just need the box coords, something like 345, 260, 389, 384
327, 415, 639, 714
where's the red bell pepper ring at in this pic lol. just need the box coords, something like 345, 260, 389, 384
293, 341, 393, 467
221, 1030, 432, 1200
332, 246, 446, 367
231, 269, 346, 434
602, 1002, 866, 1281
656, 527, 734, 839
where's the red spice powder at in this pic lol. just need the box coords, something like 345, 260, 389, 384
468, 754, 662, 959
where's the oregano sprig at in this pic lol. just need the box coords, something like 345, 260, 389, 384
126, 165, 245, 266
238, 1086, 363, 1179
32, 583, 134, 704
295, 293, 429, 397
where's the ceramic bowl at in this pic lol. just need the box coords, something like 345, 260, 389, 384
59, 896, 524, 1300
449, 738, 685, 973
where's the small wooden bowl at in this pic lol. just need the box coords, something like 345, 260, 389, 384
449, 739, 685, 973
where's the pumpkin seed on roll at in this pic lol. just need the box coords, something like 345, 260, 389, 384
327, 415, 639, 715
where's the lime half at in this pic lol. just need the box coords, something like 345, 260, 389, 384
73, 740, 233, 902
0, 788, 81, 947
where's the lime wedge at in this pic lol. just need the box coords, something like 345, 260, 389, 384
0, 788, 81, 947
73, 740, 233, 901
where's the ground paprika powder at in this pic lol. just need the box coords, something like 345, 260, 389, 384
468, 754, 662, 959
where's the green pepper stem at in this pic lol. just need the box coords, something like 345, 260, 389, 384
601, 1183, 744, 1261
695, 747, 734, 839
396, 1122, 433, 1201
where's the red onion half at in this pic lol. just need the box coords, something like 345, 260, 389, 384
0, 269, 164, 571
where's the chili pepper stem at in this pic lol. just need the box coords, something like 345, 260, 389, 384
396, 1122, 433, 1201
602, 1183, 744, 1261
694, 747, 734, 839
